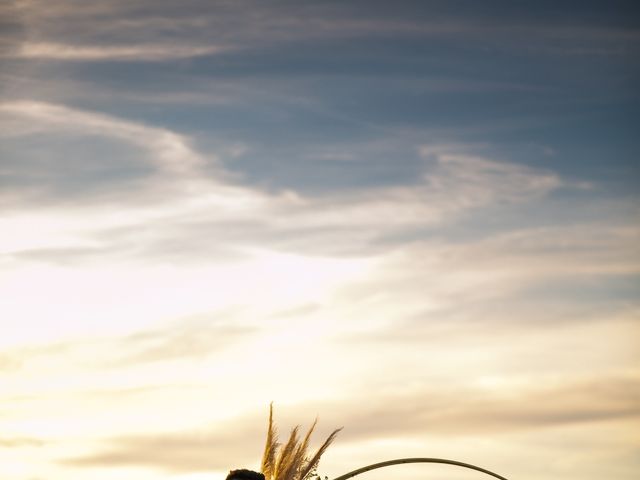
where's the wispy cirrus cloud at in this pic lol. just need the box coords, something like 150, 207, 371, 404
61, 372, 640, 472
336, 374, 640, 438
1, 314, 257, 375
12, 42, 226, 61
106, 319, 257, 367
62, 414, 260, 473
0, 101, 207, 174
0, 101, 565, 263
9, 0, 638, 61
0, 437, 44, 448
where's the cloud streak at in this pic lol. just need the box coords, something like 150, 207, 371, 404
2, 313, 258, 374
62, 372, 640, 472
0, 101, 565, 264
0, 437, 44, 448
0, 101, 207, 175
13, 42, 227, 61
9, 0, 638, 63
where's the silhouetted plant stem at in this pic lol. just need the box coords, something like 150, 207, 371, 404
332, 458, 509, 480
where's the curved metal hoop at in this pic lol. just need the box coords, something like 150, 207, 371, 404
332, 458, 509, 480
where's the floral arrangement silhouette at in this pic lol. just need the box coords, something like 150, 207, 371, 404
226, 405, 510, 480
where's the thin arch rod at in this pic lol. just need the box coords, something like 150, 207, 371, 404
331, 458, 509, 480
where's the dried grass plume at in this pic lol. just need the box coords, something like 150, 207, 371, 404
261, 404, 342, 480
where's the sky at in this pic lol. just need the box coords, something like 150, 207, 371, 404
0, 1, 639, 479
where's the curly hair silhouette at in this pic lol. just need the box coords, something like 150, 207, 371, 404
226, 469, 266, 480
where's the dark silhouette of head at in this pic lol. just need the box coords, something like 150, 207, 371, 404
226, 469, 265, 480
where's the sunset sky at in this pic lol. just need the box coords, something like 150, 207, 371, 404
1, 1, 639, 479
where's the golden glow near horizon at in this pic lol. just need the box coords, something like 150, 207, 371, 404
1, 2, 639, 480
